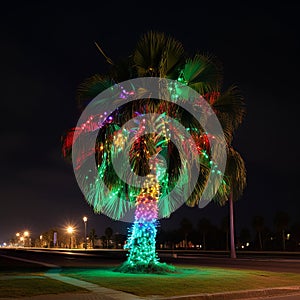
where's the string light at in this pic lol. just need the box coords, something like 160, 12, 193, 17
63, 81, 228, 273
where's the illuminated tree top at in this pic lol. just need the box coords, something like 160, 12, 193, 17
62, 32, 246, 222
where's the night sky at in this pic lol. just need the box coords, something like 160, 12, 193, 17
1, 2, 299, 243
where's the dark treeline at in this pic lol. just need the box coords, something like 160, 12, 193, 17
157, 211, 300, 251
10, 210, 300, 252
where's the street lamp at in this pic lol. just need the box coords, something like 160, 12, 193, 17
83, 216, 87, 249
67, 226, 74, 249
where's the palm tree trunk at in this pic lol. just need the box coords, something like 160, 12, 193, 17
229, 192, 236, 258
125, 173, 160, 267
126, 196, 158, 265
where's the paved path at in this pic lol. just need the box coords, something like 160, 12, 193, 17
44, 268, 143, 300
0, 255, 144, 300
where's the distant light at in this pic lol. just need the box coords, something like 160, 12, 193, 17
287, 233, 290, 240
16, 233, 20, 237
246, 242, 250, 247
24, 231, 29, 237
83, 216, 88, 222
67, 226, 74, 234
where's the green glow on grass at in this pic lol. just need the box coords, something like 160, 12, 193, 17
61, 266, 300, 297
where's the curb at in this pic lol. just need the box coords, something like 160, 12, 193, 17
156, 286, 300, 300
1, 286, 300, 300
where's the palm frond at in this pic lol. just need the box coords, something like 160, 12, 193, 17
133, 31, 184, 77
94, 42, 114, 65
180, 54, 222, 95
109, 57, 135, 82
210, 86, 246, 134
224, 146, 247, 202
64, 30, 247, 221
76, 74, 114, 111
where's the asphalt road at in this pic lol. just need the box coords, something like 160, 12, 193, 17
168, 255, 300, 274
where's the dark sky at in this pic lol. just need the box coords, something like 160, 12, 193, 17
1, 1, 299, 243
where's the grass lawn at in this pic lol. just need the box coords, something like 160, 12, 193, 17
0, 256, 87, 298
0, 272, 87, 298
61, 265, 300, 297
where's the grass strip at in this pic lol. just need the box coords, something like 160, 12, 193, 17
0, 276, 87, 298
61, 265, 300, 297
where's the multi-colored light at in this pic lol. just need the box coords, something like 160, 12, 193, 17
125, 164, 160, 266
62, 80, 228, 273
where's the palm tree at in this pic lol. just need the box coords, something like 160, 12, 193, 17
223, 146, 246, 258
184, 81, 246, 258
203, 87, 246, 259
105, 227, 113, 248
179, 217, 193, 248
274, 211, 289, 251
252, 215, 264, 250
186, 89, 246, 258
197, 217, 212, 250
89, 228, 97, 249
62, 31, 245, 272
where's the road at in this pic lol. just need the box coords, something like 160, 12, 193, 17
0, 248, 123, 270
167, 255, 300, 274
1, 248, 300, 274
